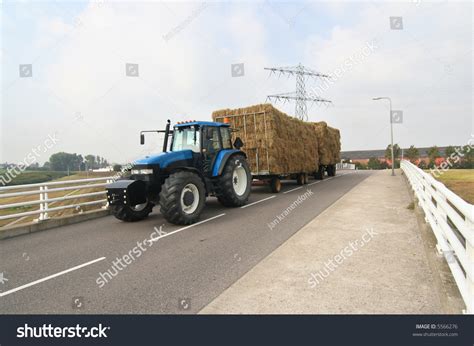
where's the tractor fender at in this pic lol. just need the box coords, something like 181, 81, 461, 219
212, 149, 246, 177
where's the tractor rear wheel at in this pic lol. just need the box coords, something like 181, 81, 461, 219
215, 155, 251, 207
111, 201, 154, 222
159, 171, 206, 225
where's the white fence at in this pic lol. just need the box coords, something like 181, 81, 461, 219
0, 176, 115, 224
336, 162, 356, 170
401, 160, 473, 313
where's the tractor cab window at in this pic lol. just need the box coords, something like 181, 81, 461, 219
172, 126, 200, 153
220, 127, 232, 149
203, 126, 221, 154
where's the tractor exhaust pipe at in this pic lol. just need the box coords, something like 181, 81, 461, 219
163, 119, 171, 152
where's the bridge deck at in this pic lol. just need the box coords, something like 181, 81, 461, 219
201, 170, 465, 314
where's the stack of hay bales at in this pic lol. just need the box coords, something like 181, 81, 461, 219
312, 122, 341, 165
212, 104, 319, 174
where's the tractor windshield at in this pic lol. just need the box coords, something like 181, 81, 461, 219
171, 126, 200, 153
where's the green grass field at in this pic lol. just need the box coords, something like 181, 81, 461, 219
0, 170, 70, 186
431, 169, 474, 204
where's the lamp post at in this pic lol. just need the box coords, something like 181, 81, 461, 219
373, 97, 395, 176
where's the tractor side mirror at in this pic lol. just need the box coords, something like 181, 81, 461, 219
140, 133, 145, 145
233, 137, 244, 149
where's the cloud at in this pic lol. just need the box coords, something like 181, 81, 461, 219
1, 1, 472, 164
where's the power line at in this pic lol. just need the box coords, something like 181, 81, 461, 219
264, 63, 332, 121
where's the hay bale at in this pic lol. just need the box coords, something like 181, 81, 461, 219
312, 122, 341, 165
212, 104, 319, 174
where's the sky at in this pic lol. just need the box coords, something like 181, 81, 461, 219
1, 0, 472, 165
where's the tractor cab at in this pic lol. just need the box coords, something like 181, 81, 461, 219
172, 121, 235, 176
106, 119, 251, 225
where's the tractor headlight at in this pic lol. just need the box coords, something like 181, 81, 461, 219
131, 169, 154, 175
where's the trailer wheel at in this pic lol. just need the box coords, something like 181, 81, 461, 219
111, 201, 154, 222
315, 166, 325, 180
297, 173, 306, 185
327, 165, 336, 177
215, 155, 251, 207
303, 173, 309, 184
159, 171, 206, 225
270, 177, 281, 193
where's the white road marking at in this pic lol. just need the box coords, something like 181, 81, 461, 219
0, 257, 106, 298
283, 186, 303, 194
240, 195, 276, 209
308, 181, 322, 186
151, 213, 226, 242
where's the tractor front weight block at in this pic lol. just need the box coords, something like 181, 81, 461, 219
106, 180, 147, 206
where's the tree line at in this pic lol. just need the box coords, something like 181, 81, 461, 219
351, 144, 474, 170
24, 152, 113, 172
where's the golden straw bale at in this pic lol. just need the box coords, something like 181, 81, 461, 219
212, 104, 321, 174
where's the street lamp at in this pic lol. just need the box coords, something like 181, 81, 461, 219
373, 97, 395, 176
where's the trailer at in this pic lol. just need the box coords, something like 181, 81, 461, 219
312, 122, 341, 180
213, 104, 322, 193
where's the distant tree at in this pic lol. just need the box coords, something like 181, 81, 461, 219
113, 164, 122, 172
427, 146, 441, 168
444, 146, 461, 168
85, 155, 96, 169
444, 146, 456, 158
27, 162, 40, 170
367, 157, 382, 170
49, 152, 83, 171
462, 144, 474, 169
417, 160, 427, 169
385, 144, 401, 160
405, 145, 419, 163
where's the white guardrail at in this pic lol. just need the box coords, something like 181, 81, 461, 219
336, 163, 356, 170
401, 160, 474, 313
0, 176, 115, 223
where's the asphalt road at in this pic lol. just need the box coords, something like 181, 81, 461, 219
0, 170, 371, 314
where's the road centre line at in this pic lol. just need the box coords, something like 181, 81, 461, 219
0, 257, 106, 298
240, 195, 276, 209
151, 213, 226, 242
283, 186, 303, 194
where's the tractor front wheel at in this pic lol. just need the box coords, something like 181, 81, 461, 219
215, 155, 251, 207
111, 201, 154, 222
159, 171, 206, 225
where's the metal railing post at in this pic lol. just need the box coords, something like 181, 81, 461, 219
103, 179, 112, 209
39, 185, 49, 221
39, 186, 45, 221
44, 185, 49, 220
465, 207, 474, 314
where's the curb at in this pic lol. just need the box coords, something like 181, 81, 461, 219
0, 209, 111, 240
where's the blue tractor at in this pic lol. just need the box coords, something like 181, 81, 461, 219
106, 120, 251, 225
